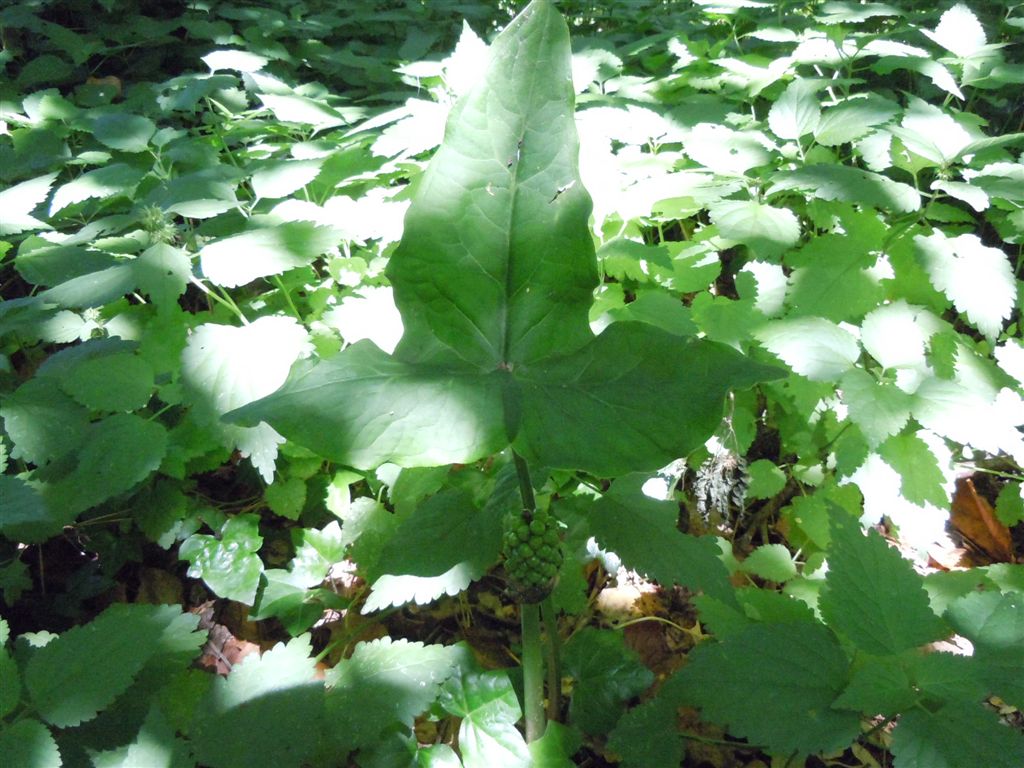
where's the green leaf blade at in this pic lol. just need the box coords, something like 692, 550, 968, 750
819, 513, 948, 655
387, 0, 598, 370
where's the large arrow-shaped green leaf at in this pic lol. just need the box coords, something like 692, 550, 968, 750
229, 0, 780, 475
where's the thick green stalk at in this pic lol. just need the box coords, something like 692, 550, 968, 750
541, 595, 562, 721
520, 601, 545, 743
512, 451, 545, 742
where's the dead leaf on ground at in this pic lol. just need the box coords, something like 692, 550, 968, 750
950, 478, 1015, 563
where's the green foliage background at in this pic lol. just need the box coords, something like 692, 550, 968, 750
1, 1, 1023, 766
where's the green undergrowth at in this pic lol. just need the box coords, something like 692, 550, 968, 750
2, 1, 1023, 767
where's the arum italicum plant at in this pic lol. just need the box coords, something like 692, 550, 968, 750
230, 0, 778, 742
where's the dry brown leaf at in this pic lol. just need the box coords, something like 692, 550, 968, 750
950, 478, 1014, 563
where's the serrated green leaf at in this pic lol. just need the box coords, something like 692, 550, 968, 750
60, 353, 154, 412
589, 476, 735, 604
785, 235, 883, 322
91, 704, 192, 768
832, 654, 917, 715
737, 587, 818, 624
529, 721, 581, 768
684, 123, 773, 174
708, 199, 801, 256
439, 666, 530, 768
199, 222, 339, 288
820, 514, 948, 654
41, 413, 167, 517
180, 514, 264, 604
606, 693, 682, 768
813, 95, 899, 146
891, 701, 1024, 768
755, 317, 860, 381
192, 636, 322, 768
377, 488, 501, 578
135, 243, 191, 307
916, 231, 1016, 341
264, 476, 306, 521
251, 159, 324, 199
324, 638, 465, 754
25, 604, 170, 727
945, 590, 1024, 705
91, 113, 156, 153
0, 172, 57, 235
49, 163, 147, 215
0, 475, 61, 544
768, 78, 820, 140
563, 628, 653, 735
1, 376, 91, 465
364, 566, 480, 613
839, 369, 912, 447
769, 164, 920, 213
740, 543, 798, 582
677, 622, 860, 756
0, 644, 20, 717
922, 3, 987, 58
877, 433, 948, 507
996, 482, 1024, 526
860, 300, 939, 371
181, 316, 309, 483
0, 719, 61, 768
745, 459, 785, 499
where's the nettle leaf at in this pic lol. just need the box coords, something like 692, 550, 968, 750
135, 243, 191, 307
42, 413, 168, 518
1, 376, 91, 465
439, 666, 531, 768
180, 514, 264, 605
707, 199, 801, 257
606, 694, 682, 768
563, 628, 653, 735
946, 591, 1024, 706
49, 163, 147, 215
813, 94, 899, 146
819, 513, 948, 655
839, 369, 912, 447
199, 221, 339, 288
323, 638, 465, 754
192, 635, 322, 768
832, 654, 917, 716
676, 622, 860, 756
24, 604, 179, 728
229, 0, 779, 475
60, 352, 155, 412
0, 172, 57, 235
0, 720, 61, 768
755, 317, 859, 381
91, 113, 157, 153
891, 701, 1024, 768
785, 234, 883, 322
767, 78, 820, 140
182, 316, 310, 482
588, 476, 735, 604
915, 231, 1016, 341
769, 165, 920, 213
877, 433, 948, 508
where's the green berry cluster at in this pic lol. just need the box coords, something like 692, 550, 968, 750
502, 507, 563, 604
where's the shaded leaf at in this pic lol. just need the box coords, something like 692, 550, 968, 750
676, 622, 860, 756
563, 628, 653, 735
819, 513, 948, 654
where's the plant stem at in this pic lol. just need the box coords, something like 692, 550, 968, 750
540, 596, 561, 721
512, 450, 545, 742
520, 601, 545, 743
